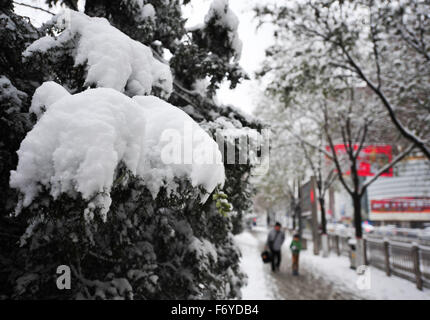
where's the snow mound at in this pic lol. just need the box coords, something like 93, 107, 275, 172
10, 85, 224, 220
23, 10, 172, 98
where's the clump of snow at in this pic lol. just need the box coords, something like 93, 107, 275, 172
0, 13, 17, 31
133, 95, 225, 201
129, 0, 156, 21
110, 278, 133, 297
191, 78, 210, 96
203, 116, 262, 166
189, 237, 218, 263
0, 75, 27, 110
80, 277, 133, 300
29, 81, 70, 119
10, 87, 146, 219
23, 10, 172, 98
10, 84, 225, 220
15, 273, 39, 295
213, 116, 260, 142
24, 35, 57, 54
141, 3, 156, 20
205, 0, 243, 60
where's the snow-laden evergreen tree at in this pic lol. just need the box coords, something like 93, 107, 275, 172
42, 0, 261, 234
0, 0, 44, 297
1, 0, 261, 299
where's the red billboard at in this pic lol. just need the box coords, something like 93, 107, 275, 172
371, 197, 430, 214
327, 144, 393, 177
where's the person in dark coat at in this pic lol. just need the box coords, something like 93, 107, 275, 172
265, 222, 285, 272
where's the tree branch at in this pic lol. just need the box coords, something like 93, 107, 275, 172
13, 1, 55, 16
323, 103, 353, 195
360, 143, 415, 195
339, 43, 430, 159
289, 129, 333, 160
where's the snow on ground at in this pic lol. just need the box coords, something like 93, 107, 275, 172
234, 231, 280, 299
248, 226, 430, 300
300, 240, 430, 300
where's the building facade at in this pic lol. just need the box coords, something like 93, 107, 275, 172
366, 158, 430, 227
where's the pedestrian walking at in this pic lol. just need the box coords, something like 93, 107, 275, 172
290, 233, 302, 276
265, 222, 285, 272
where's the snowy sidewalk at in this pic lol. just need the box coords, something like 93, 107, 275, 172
233, 232, 281, 299
235, 227, 430, 300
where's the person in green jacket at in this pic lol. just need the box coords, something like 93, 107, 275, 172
290, 234, 302, 276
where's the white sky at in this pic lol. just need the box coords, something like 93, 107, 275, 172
13, 0, 275, 116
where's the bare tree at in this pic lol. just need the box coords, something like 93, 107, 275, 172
279, 88, 415, 263
256, 0, 430, 160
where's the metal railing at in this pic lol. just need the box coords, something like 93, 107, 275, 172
389, 240, 417, 282
323, 233, 430, 290
288, 227, 430, 290
419, 245, 430, 289
366, 238, 386, 271
339, 235, 350, 257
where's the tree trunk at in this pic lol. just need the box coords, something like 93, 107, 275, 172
297, 180, 303, 238
319, 197, 329, 257
291, 198, 296, 230
296, 202, 302, 238
353, 194, 363, 239
319, 197, 327, 235
353, 193, 365, 266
